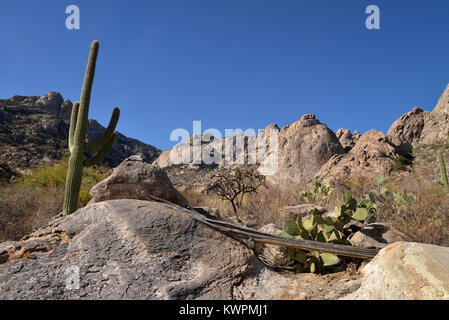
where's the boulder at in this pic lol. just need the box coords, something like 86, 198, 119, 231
0, 199, 254, 299
35, 91, 64, 115
350, 223, 409, 250
90, 155, 188, 207
268, 114, 344, 185
344, 242, 449, 300
335, 129, 360, 152
59, 100, 73, 120
279, 204, 327, 222
387, 107, 428, 154
314, 130, 399, 183
255, 224, 288, 267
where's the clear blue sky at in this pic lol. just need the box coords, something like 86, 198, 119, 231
1, 0, 449, 150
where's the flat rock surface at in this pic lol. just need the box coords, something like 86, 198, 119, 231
0, 200, 254, 299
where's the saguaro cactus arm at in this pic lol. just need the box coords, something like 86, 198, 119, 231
68, 102, 80, 152
85, 107, 120, 151
84, 132, 117, 167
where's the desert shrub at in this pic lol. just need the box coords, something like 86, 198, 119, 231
368, 173, 449, 246
393, 155, 412, 171
0, 158, 110, 241
205, 166, 266, 223
324, 171, 449, 246
19, 157, 110, 206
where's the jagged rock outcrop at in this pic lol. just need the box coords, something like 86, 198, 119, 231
314, 130, 399, 183
35, 91, 64, 115
344, 242, 449, 300
90, 155, 188, 207
59, 100, 73, 120
433, 83, 449, 115
387, 107, 429, 154
0, 92, 161, 173
268, 114, 344, 185
0, 199, 255, 299
335, 129, 360, 152
387, 83, 449, 151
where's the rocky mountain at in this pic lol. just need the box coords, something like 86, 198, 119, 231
0, 91, 161, 176
157, 83, 449, 190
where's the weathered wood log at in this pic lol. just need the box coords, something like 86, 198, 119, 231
146, 195, 379, 260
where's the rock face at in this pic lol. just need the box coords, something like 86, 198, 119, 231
314, 130, 399, 183
387, 107, 428, 154
90, 156, 188, 207
433, 83, 449, 115
0, 92, 161, 173
0, 199, 254, 299
35, 91, 64, 115
335, 129, 360, 152
387, 83, 449, 150
269, 114, 344, 185
345, 242, 449, 300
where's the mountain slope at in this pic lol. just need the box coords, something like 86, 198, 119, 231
0, 92, 161, 176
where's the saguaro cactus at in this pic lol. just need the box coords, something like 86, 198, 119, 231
437, 150, 448, 195
63, 40, 120, 215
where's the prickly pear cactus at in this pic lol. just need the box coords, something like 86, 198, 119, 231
281, 192, 375, 273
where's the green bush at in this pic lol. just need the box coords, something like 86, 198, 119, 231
19, 157, 110, 206
393, 155, 412, 171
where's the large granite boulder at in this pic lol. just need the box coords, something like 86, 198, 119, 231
387, 107, 428, 154
90, 155, 188, 207
314, 130, 399, 183
344, 242, 449, 300
268, 114, 344, 185
35, 91, 64, 115
335, 129, 360, 152
0, 199, 254, 299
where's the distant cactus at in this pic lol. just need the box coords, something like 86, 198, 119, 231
63, 40, 120, 215
437, 150, 448, 194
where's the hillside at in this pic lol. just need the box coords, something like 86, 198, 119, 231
0, 91, 161, 179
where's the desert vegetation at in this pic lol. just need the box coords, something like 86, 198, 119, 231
0, 158, 110, 242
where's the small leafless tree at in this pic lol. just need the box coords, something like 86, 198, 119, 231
205, 166, 266, 223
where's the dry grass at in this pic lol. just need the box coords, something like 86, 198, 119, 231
325, 170, 449, 247
0, 158, 110, 242
0, 185, 63, 242
182, 183, 302, 227
182, 168, 449, 247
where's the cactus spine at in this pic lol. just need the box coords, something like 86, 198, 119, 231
63, 40, 120, 215
438, 150, 448, 194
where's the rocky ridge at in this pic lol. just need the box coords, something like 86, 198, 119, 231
0, 91, 161, 174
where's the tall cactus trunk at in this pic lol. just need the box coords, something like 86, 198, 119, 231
63, 145, 85, 214
438, 150, 448, 195
63, 41, 120, 215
